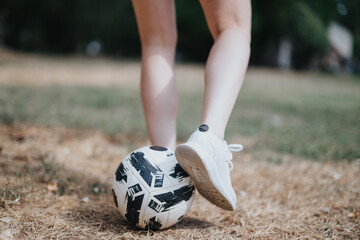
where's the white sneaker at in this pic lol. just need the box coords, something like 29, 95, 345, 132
175, 124, 243, 211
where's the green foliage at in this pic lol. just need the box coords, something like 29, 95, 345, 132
0, 0, 139, 55
0, 0, 359, 64
175, 1, 212, 61
290, 2, 329, 53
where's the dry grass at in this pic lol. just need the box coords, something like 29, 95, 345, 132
0, 125, 359, 239
0, 50, 359, 239
0, 47, 204, 90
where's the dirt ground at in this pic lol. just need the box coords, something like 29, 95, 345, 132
0, 125, 359, 239
0, 50, 359, 239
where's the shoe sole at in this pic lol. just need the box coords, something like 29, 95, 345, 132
175, 144, 235, 211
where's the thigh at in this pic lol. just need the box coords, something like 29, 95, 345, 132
132, 0, 177, 46
199, 0, 251, 40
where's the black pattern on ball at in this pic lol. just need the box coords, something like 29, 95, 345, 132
151, 184, 195, 212
148, 199, 163, 213
112, 189, 118, 208
169, 163, 189, 180
153, 173, 164, 188
115, 162, 128, 183
127, 183, 142, 195
145, 216, 162, 230
125, 184, 145, 226
129, 152, 162, 187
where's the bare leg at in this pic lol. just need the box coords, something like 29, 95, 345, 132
199, 0, 252, 139
132, 0, 177, 149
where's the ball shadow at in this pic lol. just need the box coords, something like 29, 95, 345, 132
68, 204, 214, 234
175, 217, 214, 229
66, 204, 139, 235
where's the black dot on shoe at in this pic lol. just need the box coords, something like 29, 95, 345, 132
199, 124, 209, 132
150, 146, 168, 151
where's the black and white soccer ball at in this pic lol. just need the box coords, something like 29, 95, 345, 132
112, 146, 195, 230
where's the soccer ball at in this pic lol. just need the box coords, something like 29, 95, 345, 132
112, 146, 195, 230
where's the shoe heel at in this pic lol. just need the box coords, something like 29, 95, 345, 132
175, 144, 235, 211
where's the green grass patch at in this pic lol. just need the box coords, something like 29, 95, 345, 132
0, 86, 145, 136
0, 73, 359, 161
229, 83, 360, 161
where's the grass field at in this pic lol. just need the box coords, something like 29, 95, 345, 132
0, 52, 359, 239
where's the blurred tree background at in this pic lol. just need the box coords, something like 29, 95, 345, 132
0, 0, 359, 70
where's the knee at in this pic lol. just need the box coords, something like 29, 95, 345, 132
141, 29, 177, 52
214, 25, 251, 45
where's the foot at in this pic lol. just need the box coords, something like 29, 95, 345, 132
175, 124, 243, 211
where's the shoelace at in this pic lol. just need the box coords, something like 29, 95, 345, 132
224, 142, 244, 171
